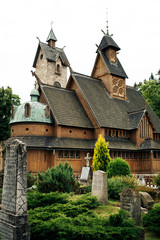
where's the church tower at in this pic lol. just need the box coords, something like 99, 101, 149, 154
33, 28, 70, 88
91, 33, 128, 100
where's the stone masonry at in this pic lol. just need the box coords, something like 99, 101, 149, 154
0, 139, 30, 240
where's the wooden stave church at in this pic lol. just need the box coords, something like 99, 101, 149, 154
7, 28, 160, 177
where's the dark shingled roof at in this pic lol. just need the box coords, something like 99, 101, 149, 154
100, 50, 128, 78
99, 35, 120, 51
72, 73, 160, 132
33, 42, 70, 68
46, 29, 57, 42
140, 139, 160, 150
41, 85, 93, 128
105, 137, 139, 150
5, 136, 138, 151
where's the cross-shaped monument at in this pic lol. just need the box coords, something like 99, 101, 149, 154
84, 152, 92, 167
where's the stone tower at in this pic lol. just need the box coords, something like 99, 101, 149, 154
33, 28, 70, 88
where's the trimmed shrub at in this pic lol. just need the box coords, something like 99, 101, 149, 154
27, 191, 69, 209
27, 172, 37, 188
36, 162, 79, 193
92, 134, 111, 172
142, 203, 160, 234
107, 157, 131, 178
108, 175, 138, 200
154, 173, 160, 190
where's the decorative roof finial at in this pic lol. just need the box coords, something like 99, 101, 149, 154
106, 8, 109, 35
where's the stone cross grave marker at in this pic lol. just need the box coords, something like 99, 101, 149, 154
120, 188, 141, 226
84, 152, 92, 167
80, 153, 92, 185
92, 170, 108, 204
0, 139, 30, 240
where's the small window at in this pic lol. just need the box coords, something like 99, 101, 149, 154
116, 131, 118, 137
40, 54, 43, 60
56, 64, 61, 74
154, 151, 157, 159
114, 151, 117, 158
69, 130, 72, 133
58, 150, 63, 158
46, 129, 48, 132
25, 103, 30, 117
70, 151, 75, 158
112, 130, 115, 137
64, 150, 69, 158
118, 151, 121, 157
119, 131, 122, 137
126, 152, 129, 159
26, 128, 29, 131
123, 131, 126, 138
122, 152, 125, 159
54, 81, 61, 88
84, 131, 86, 135
76, 151, 80, 159
109, 130, 111, 137
45, 106, 50, 119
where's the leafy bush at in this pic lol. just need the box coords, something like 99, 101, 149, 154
108, 175, 138, 200
136, 185, 157, 199
27, 172, 37, 188
154, 173, 160, 190
27, 191, 69, 209
107, 157, 131, 178
143, 203, 160, 234
36, 162, 79, 193
92, 134, 111, 172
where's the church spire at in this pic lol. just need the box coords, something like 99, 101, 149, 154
46, 26, 57, 48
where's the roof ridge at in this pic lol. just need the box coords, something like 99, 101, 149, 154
72, 71, 101, 81
41, 84, 75, 92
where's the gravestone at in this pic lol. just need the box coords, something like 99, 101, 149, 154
80, 153, 92, 185
138, 175, 146, 186
140, 191, 154, 210
92, 170, 108, 204
120, 188, 141, 226
0, 139, 30, 240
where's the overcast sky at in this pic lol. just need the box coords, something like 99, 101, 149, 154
0, 0, 160, 103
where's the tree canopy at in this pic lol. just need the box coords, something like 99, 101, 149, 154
134, 71, 160, 119
92, 134, 111, 172
0, 87, 20, 141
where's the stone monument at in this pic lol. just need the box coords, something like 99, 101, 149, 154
80, 153, 92, 185
120, 188, 141, 226
92, 170, 108, 204
0, 139, 30, 240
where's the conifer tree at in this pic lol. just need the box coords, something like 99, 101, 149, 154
92, 134, 111, 172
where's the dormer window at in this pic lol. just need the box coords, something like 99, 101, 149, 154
45, 106, 50, 119
25, 103, 31, 117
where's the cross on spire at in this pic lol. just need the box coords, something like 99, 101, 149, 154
50, 21, 53, 29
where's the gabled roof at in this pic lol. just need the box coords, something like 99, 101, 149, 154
140, 139, 160, 150
98, 35, 120, 51
71, 72, 160, 132
33, 42, 70, 68
41, 85, 93, 128
99, 50, 128, 78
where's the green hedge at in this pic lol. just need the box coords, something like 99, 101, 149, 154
143, 203, 160, 234
107, 157, 131, 178
28, 192, 143, 240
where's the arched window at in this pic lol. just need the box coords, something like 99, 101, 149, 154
45, 106, 50, 119
54, 81, 61, 88
25, 103, 31, 117
56, 64, 61, 75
